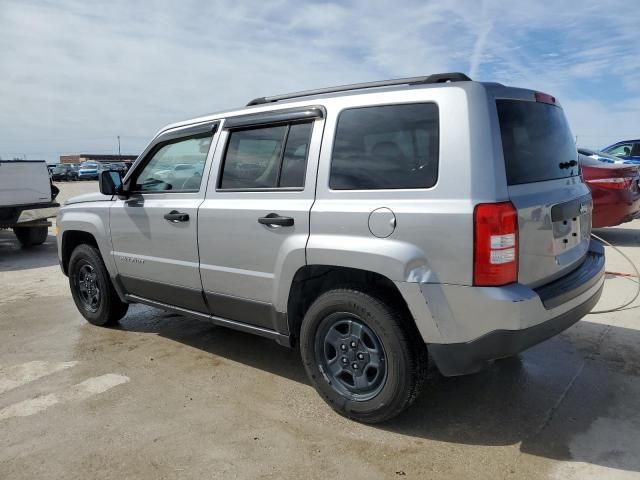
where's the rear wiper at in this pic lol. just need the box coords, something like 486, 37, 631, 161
559, 160, 578, 169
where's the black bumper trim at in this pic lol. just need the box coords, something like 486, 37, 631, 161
534, 240, 605, 309
0, 201, 59, 228
428, 282, 604, 377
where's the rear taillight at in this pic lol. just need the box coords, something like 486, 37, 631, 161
474, 202, 518, 286
586, 178, 634, 190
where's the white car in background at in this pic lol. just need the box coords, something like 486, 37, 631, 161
151, 163, 204, 190
0, 159, 59, 247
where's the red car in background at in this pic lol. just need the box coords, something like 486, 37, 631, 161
579, 153, 640, 228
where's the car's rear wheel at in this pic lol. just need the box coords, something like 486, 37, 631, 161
69, 244, 128, 326
13, 226, 48, 247
300, 288, 428, 423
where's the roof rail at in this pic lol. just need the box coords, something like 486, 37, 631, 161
246, 72, 472, 106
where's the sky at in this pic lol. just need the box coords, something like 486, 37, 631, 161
0, 0, 638, 163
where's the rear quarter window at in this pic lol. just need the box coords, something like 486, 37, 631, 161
329, 103, 439, 190
497, 100, 578, 185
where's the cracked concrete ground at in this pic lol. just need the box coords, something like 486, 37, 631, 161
1, 181, 639, 479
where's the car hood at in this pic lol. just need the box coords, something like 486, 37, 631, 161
65, 192, 113, 205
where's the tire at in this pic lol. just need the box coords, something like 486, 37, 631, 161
13, 226, 48, 247
68, 244, 129, 326
300, 288, 428, 424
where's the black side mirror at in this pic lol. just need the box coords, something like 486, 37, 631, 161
99, 170, 123, 196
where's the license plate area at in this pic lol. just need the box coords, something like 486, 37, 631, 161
550, 194, 592, 255
552, 216, 586, 253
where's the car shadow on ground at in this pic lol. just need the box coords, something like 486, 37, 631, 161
118, 305, 640, 475
0, 230, 59, 272
119, 305, 310, 384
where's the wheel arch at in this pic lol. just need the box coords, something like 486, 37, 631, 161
286, 265, 418, 341
58, 207, 115, 276
61, 230, 99, 275
61, 228, 128, 303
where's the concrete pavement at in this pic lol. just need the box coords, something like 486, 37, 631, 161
1, 181, 639, 479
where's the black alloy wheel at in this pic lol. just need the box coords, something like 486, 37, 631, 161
75, 262, 101, 313
315, 313, 387, 401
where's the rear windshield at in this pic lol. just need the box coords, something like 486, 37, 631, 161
497, 99, 578, 185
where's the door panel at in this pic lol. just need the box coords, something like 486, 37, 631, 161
198, 117, 323, 331
109, 122, 219, 312
110, 194, 207, 311
198, 195, 311, 298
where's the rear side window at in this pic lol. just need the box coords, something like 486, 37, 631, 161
497, 100, 578, 185
330, 103, 439, 190
219, 122, 313, 189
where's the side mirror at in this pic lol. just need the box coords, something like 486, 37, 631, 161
99, 170, 123, 196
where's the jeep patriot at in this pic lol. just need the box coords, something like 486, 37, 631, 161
57, 73, 605, 423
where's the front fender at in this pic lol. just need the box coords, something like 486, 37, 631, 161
58, 204, 115, 276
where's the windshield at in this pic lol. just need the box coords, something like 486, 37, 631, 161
81, 162, 98, 169
578, 148, 625, 163
497, 99, 578, 185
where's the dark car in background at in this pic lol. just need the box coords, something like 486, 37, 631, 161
109, 162, 128, 174
579, 153, 640, 228
601, 139, 640, 164
51, 163, 78, 181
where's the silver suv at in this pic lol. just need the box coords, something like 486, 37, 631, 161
57, 73, 605, 423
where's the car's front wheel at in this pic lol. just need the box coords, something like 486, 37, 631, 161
68, 244, 128, 326
300, 288, 428, 423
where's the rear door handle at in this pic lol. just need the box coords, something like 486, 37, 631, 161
258, 213, 294, 227
164, 210, 189, 223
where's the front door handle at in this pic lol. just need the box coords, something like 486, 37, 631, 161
164, 210, 189, 223
258, 213, 294, 227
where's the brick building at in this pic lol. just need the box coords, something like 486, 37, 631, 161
59, 153, 138, 165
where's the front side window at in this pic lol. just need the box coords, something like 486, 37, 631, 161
134, 135, 212, 192
219, 122, 313, 189
330, 103, 439, 190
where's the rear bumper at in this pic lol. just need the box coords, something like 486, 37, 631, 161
0, 201, 59, 228
429, 282, 603, 376
410, 240, 605, 376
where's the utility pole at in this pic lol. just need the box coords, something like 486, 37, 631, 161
117, 135, 121, 160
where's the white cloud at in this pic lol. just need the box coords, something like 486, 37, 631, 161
0, 0, 638, 160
